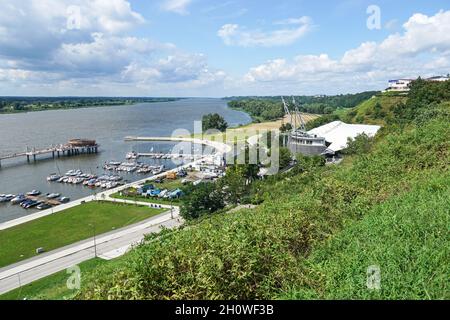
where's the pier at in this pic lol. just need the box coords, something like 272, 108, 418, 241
136, 153, 202, 160
0, 139, 99, 167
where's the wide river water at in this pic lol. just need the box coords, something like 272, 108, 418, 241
0, 98, 251, 223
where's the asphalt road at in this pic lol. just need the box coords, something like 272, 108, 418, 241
0, 208, 182, 295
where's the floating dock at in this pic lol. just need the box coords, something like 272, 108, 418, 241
0, 139, 99, 167
137, 153, 201, 160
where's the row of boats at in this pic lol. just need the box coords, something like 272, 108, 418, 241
0, 192, 70, 210
103, 161, 166, 175
126, 151, 198, 161
47, 170, 125, 190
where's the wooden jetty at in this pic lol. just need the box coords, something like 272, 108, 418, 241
0, 139, 99, 167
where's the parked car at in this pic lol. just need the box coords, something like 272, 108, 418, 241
37, 203, 52, 210
59, 197, 70, 203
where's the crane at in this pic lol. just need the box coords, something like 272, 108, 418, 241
281, 96, 294, 132
292, 96, 306, 131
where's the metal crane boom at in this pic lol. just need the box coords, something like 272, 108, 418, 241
292, 96, 306, 131
281, 96, 293, 131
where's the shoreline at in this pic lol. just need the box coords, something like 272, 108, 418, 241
0, 98, 184, 115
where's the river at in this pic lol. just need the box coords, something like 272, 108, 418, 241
0, 98, 251, 223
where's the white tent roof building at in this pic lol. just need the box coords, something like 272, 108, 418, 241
308, 121, 381, 154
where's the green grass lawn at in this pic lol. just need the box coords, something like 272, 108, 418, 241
112, 192, 182, 206
150, 179, 184, 191
0, 258, 107, 300
0, 201, 164, 268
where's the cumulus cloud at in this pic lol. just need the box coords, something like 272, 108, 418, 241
244, 10, 450, 93
0, 0, 226, 95
218, 16, 313, 47
161, 0, 193, 15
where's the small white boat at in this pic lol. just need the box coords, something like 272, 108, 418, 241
126, 152, 138, 160
47, 174, 61, 182
46, 193, 61, 199
26, 190, 41, 196
11, 194, 26, 205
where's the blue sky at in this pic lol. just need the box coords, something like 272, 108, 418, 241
0, 0, 449, 96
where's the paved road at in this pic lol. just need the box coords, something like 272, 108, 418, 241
0, 208, 182, 295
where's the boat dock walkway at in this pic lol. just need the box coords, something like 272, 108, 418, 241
0, 139, 99, 167
137, 152, 202, 160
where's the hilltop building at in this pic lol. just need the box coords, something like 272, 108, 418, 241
386, 79, 414, 92
386, 75, 449, 92
426, 75, 450, 82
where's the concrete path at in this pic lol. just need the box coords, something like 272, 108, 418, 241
0, 208, 182, 295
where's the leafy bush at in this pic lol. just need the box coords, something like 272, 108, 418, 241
180, 183, 225, 220
342, 133, 374, 155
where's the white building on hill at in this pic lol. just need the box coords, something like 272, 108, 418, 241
426, 75, 450, 82
386, 79, 414, 92
308, 121, 381, 155
386, 75, 449, 92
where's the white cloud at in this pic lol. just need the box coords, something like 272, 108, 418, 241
0, 0, 226, 95
218, 16, 313, 47
161, 0, 193, 15
243, 10, 450, 94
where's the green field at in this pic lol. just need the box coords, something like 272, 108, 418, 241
0, 259, 107, 300
0, 201, 164, 268
113, 193, 181, 206
151, 179, 185, 191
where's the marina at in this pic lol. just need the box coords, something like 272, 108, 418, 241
0, 98, 252, 223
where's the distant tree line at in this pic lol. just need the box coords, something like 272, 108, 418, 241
227, 91, 379, 122
0, 97, 181, 113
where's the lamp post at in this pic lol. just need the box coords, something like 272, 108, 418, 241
90, 223, 97, 258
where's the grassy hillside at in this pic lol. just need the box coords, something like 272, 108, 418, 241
342, 93, 407, 125
281, 175, 449, 299
76, 81, 449, 300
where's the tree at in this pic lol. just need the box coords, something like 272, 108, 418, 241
279, 123, 292, 133
342, 133, 374, 155
219, 166, 249, 205
292, 154, 325, 174
278, 147, 293, 170
202, 113, 228, 132
180, 183, 225, 220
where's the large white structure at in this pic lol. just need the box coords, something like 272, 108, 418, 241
308, 121, 381, 154
386, 75, 449, 92
426, 76, 450, 82
386, 79, 414, 92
